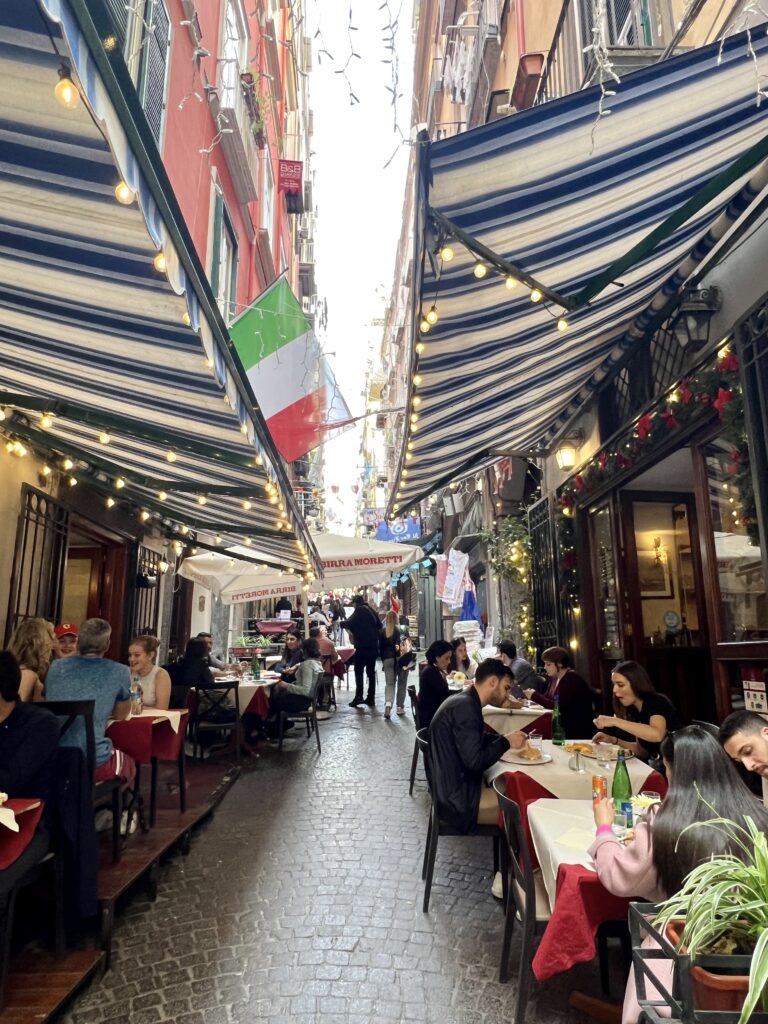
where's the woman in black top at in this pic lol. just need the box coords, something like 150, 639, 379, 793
593, 660, 679, 761
418, 640, 453, 730
276, 632, 304, 681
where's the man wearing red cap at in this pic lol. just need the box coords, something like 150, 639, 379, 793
54, 623, 78, 658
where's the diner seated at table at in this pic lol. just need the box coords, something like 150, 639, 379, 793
269, 638, 323, 718
592, 660, 679, 762
428, 658, 527, 833
589, 725, 768, 1024
127, 635, 171, 709
309, 625, 339, 674
418, 640, 453, 730
54, 622, 79, 658
165, 637, 214, 708
526, 646, 596, 740
197, 631, 237, 677
450, 637, 476, 681
719, 708, 768, 788
275, 631, 304, 681
44, 617, 135, 784
8, 617, 56, 703
498, 640, 545, 695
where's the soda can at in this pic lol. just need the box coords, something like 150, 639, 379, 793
592, 775, 607, 804
621, 801, 634, 827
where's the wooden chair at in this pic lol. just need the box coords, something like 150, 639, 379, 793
416, 730, 501, 913
45, 699, 123, 863
190, 681, 241, 764
277, 668, 323, 754
492, 776, 551, 1013
407, 684, 423, 795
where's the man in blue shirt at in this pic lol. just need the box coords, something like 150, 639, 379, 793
45, 617, 133, 782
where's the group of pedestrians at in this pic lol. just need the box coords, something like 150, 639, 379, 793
341, 596, 415, 718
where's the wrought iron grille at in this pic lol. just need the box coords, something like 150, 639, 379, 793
128, 545, 162, 638
5, 486, 69, 642
528, 496, 561, 658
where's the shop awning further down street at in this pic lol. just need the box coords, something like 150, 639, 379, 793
390, 30, 768, 512
0, 0, 318, 574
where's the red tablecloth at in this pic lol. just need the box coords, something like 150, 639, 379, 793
532, 864, 631, 981
244, 688, 270, 718
107, 711, 188, 764
0, 799, 44, 871
256, 619, 296, 635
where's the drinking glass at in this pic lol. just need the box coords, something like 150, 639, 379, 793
640, 790, 662, 803
612, 811, 628, 840
595, 743, 613, 771
528, 732, 543, 756
568, 750, 587, 773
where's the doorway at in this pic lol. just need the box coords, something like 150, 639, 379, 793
61, 518, 130, 660
619, 449, 716, 724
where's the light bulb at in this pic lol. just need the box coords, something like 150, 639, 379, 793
204, 357, 214, 369
413, 374, 422, 386
153, 252, 167, 273
269, 495, 278, 505
16, 444, 27, 457
99, 431, 111, 444
407, 441, 414, 451
242, 499, 252, 510
557, 318, 569, 332
197, 495, 207, 505
244, 537, 252, 545
505, 276, 517, 290
530, 288, 543, 303
419, 319, 430, 333
5, 441, 14, 453
180, 525, 189, 535
106, 497, 115, 508
255, 454, 264, 467
410, 413, 418, 424
439, 245, 454, 262
240, 423, 248, 435
275, 521, 283, 530
182, 311, 191, 326
415, 342, 425, 355
115, 477, 125, 489
215, 535, 222, 544
158, 559, 169, 574
405, 452, 413, 461
412, 396, 422, 408
166, 449, 177, 463
158, 490, 168, 501
41, 414, 53, 429
54, 68, 80, 109
114, 181, 135, 205
68, 476, 77, 487
426, 306, 438, 325
42, 465, 52, 477
473, 263, 487, 279
140, 510, 150, 521
63, 458, 74, 471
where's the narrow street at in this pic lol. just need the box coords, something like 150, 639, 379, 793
58, 682, 602, 1024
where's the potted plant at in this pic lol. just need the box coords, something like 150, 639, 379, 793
655, 812, 768, 1021
251, 115, 266, 148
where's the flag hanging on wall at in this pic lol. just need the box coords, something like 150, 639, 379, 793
229, 277, 351, 462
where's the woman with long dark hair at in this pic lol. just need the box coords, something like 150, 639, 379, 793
590, 725, 768, 1022
593, 660, 679, 761
418, 640, 453, 730
450, 637, 476, 680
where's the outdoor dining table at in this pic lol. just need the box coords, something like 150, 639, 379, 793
233, 672, 281, 716
106, 708, 188, 828
526, 797, 634, 982
482, 703, 552, 735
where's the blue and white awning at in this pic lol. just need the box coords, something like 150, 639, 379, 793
391, 30, 768, 512
0, 0, 317, 573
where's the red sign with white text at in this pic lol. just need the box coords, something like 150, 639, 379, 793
278, 160, 303, 193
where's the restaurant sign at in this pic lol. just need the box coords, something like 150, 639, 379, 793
225, 582, 301, 605
278, 159, 303, 193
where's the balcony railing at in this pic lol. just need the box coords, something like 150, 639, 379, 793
209, 72, 260, 205
535, 0, 674, 105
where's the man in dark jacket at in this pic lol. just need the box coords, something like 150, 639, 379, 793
428, 658, 527, 834
344, 595, 383, 708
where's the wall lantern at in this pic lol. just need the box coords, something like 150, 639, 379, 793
554, 430, 585, 471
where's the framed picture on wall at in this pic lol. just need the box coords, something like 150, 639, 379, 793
637, 549, 673, 598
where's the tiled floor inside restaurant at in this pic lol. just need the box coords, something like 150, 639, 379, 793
59, 679, 612, 1023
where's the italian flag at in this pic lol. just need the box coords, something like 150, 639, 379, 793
229, 278, 351, 462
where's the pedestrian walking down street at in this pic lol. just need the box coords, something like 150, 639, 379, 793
380, 610, 403, 719
395, 633, 416, 717
344, 594, 382, 708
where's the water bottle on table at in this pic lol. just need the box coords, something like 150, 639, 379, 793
130, 675, 143, 715
551, 695, 565, 746
251, 653, 261, 680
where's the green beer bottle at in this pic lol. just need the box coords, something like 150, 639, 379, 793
551, 696, 565, 746
251, 653, 261, 679
611, 749, 632, 804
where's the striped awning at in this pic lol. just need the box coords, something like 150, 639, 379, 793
390, 30, 768, 512
0, 0, 317, 574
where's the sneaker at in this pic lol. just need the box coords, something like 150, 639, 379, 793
396, 706, 406, 715
384, 702, 392, 719
120, 810, 138, 836
491, 871, 504, 900
94, 809, 113, 833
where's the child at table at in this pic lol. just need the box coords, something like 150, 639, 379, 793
589, 726, 768, 1023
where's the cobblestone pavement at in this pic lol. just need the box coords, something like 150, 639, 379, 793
59, 677, 612, 1024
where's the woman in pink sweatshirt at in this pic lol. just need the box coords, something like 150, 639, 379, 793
588, 725, 768, 1024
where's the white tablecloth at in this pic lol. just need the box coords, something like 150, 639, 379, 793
236, 675, 279, 713
483, 704, 551, 734
129, 708, 183, 732
485, 739, 652, 798
527, 799, 597, 908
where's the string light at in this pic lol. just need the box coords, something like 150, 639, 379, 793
240, 424, 248, 435
182, 311, 191, 326
68, 476, 77, 487
114, 181, 135, 205
115, 477, 125, 489
197, 495, 207, 505
99, 431, 111, 444
180, 525, 189, 535
242, 499, 252, 510
413, 374, 422, 386
473, 262, 488, 279
42, 465, 52, 476
419, 318, 430, 333
166, 449, 177, 463
505, 276, 517, 290
255, 454, 264, 467
425, 307, 438, 326
557, 318, 569, 332
439, 245, 454, 262
4, 440, 14, 453
415, 341, 425, 355
40, 414, 54, 429
215, 535, 222, 544
153, 252, 167, 273
54, 65, 80, 109
530, 288, 543, 303
158, 490, 168, 501
140, 510, 150, 521
244, 537, 252, 545
412, 396, 422, 408
106, 497, 115, 508
158, 558, 169, 574
62, 458, 74, 471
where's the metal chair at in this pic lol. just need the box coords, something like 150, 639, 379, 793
277, 668, 323, 754
45, 699, 123, 862
190, 681, 241, 764
416, 729, 501, 913
408, 684, 423, 795
492, 776, 551, 1014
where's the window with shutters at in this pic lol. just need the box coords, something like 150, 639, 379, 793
103, 0, 171, 147
211, 193, 239, 323
261, 157, 275, 254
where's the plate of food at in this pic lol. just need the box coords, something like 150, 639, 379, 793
564, 742, 634, 760
500, 744, 552, 765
